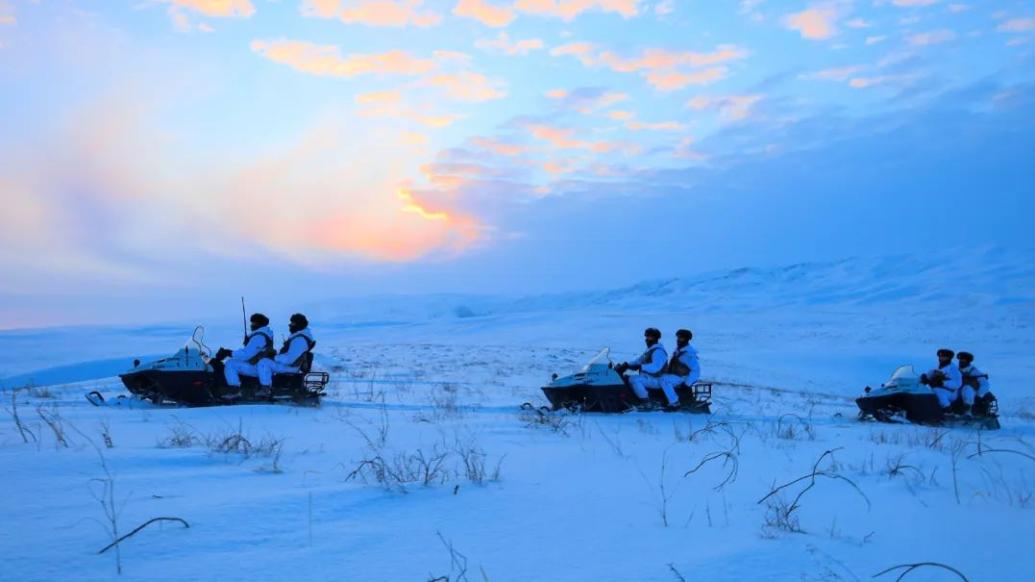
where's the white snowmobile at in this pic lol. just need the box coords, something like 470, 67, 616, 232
540, 348, 712, 413
99, 327, 329, 406
856, 365, 999, 429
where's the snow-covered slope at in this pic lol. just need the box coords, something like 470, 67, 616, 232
2, 249, 1035, 581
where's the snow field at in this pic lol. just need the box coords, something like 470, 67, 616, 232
2, 342, 1034, 581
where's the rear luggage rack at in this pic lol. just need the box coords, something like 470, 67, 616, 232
693, 383, 713, 402
304, 371, 330, 393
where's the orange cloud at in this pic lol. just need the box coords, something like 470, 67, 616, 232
625, 119, 683, 131
165, 0, 255, 18
0, 1, 14, 26
476, 31, 545, 55
251, 40, 437, 77
784, 5, 839, 40
423, 71, 507, 102
354, 92, 462, 128
453, 0, 516, 27
597, 45, 747, 72
526, 122, 626, 153
514, 0, 642, 21
551, 43, 747, 91
303, 0, 441, 27
471, 136, 527, 156
645, 67, 726, 90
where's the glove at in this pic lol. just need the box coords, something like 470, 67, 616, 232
629, 363, 641, 372
615, 363, 629, 374
920, 374, 929, 385
215, 347, 232, 361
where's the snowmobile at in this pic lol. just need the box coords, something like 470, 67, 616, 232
111, 327, 329, 406
540, 348, 712, 413
856, 365, 999, 430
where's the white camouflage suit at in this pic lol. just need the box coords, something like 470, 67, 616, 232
925, 362, 962, 408
224, 326, 274, 387
257, 327, 316, 386
627, 344, 668, 400
659, 344, 701, 406
959, 364, 991, 406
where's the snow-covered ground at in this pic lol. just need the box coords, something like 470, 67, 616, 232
2, 249, 1034, 581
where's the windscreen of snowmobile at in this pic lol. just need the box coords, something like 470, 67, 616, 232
190, 325, 212, 360
872, 364, 924, 394
547, 348, 624, 389
128, 332, 212, 373
581, 348, 613, 372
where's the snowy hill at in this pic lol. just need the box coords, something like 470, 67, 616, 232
2, 249, 1035, 580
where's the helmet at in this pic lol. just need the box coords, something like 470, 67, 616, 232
250, 313, 270, 326
675, 329, 693, 340
957, 351, 974, 362
290, 313, 309, 328
644, 327, 661, 340
937, 348, 954, 358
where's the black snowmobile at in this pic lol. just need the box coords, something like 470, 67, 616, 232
110, 327, 329, 406
541, 349, 712, 413
856, 365, 999, 430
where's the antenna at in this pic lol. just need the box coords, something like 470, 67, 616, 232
241, 296, 247, 342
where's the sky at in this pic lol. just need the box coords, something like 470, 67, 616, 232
0, 0, 1033, 329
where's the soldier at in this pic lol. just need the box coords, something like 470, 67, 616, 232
920, 348, 962, 411
659, 329, 701, 410
957, 351, 991, 416
214, 313, 275, 389
615, 328, 668, 409
256, 313, 316, 395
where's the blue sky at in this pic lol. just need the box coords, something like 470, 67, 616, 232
0, 0, 1033, 327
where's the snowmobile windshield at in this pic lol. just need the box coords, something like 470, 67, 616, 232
888, 365, 916, 382
189, 326, 212, 359
581, 348, 612, 372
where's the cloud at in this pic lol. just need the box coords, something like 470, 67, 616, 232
422, 71, 507, 102
892, 0, 938, 6
625, 119, 683, 131
547, 87, 628, 112
251, 40, 437, 77
686, 94, 763, 121
525, 122, 625, 153
784, 5, 839, 40
470, 136, 527, 156
550, 43, 747, 91
845, 18, 870, 28
803, 65, 866, 81
302, 0, 441, 27
453, 0, 516, 27
997, 18, 1035, 33
513, 0, 643, 21
865, 35, 887, 45
908, 29, 956, 45
355, 90, 463, 127
848, 74, 916, 89
475, 32, 545, 55
0, 0, 13, 26
645, 67, 726, 90
596, 45, 748, 72
163, 0, 255, 18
